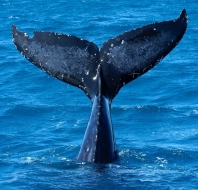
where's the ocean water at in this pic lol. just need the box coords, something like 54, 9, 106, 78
0, 0, 198, 189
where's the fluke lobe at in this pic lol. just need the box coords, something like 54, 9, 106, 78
12, 9, 187, 163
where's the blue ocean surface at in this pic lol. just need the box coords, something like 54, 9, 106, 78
0, 0, 198, 189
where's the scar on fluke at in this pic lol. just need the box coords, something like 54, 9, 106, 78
12, 9, 187, 163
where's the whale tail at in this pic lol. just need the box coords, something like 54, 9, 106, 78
12, 9, 187, 163
12, 9, 187, 101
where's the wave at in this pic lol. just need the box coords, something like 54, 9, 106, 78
118, 146, 198, 168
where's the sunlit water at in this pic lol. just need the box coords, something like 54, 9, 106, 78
0, 0, 198, 189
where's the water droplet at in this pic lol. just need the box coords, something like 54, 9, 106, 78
82, 78, 84, 82
85, 70, 89, 75
121, 40, 125, 44
153, 28, 156, 30
111, 44, 114, 47
123, 82, 125, 86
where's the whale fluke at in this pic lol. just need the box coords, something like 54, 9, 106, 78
12, 9, 187, 163
12, 25, 100, 101
100, 9, 187, 99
